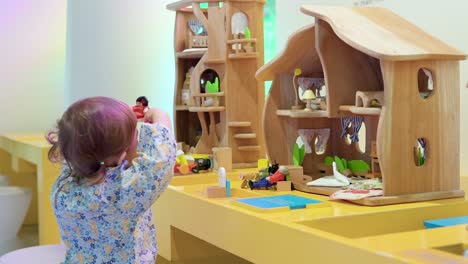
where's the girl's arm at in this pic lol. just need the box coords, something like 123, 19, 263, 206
145, 108, 173, 130
116, 121, 176, 216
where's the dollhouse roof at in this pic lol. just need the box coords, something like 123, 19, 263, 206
256, 25, 322, 81
300, 6, 466, 61
166, 0, 192, 11
167, 0, 266, 11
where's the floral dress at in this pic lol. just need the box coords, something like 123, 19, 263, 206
51, 123, 176, 264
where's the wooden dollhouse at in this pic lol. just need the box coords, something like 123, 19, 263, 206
168, 0, 266, 168
256, 6, 467, 205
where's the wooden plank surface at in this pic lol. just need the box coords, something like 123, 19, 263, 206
301, 6, 466, 61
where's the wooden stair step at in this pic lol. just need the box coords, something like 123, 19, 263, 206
234, 133, 256, 139
238, 146, 260, 151
233, 162, 258, 169
228, 122, 251, 127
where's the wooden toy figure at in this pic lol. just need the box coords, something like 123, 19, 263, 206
248, 166, 289, 190
132, 96, 150, 120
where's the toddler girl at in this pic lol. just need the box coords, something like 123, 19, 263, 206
48, 97, 176, 263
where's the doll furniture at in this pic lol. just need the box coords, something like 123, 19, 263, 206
0, 186, 31, 241
0, 134, 61, 244
0, 244, 65, 264
0, 176, 8, 186
168, 0, 266, 168
256, 6, 467, 205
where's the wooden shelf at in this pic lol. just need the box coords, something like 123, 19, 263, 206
228, 122, 251, 127
228, 52, 259, 60
175, 105, 190, 111
238, 145, 260, 151
176, 49, 207, 59
276, 109, 328, 118
234, 133, 256, 139
339, 105, 381, 115
204, 58, 225, 64
189, 106, 225, 112
226, 38, 257, 44
192, 92, 225, 97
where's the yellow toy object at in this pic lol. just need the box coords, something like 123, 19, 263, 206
191, 154, 211, 160
257, 159, 269, 170
176, 150, 188, 166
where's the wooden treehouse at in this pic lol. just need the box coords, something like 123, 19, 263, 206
168, 0, 266, 168
256, 6, 467, 205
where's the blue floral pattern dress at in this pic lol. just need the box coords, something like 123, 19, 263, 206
51, 123, 176, 264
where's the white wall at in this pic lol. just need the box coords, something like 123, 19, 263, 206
276, 0, 468, 175
0, 1, 67, 133
66, 0, 176, 121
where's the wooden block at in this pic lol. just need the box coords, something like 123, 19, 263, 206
285, 165, 304, 182
212, 147, 232, 171
206, 186, 226, 198
276, 181, 292, 192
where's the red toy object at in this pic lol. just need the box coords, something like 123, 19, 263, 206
268, 166, 288, 184
174, 164, 181, 173
132, 96, 150, 121
132, 105, 146, 119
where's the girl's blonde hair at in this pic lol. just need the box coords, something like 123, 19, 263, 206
48, 97, 137, 183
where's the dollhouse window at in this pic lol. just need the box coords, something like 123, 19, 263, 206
200, 69, 220, 93
414, 138, 427, 166
344, 123, 352, 145
418, 68, 434, 99
231, 12, 248, 37
315, 136, 326, 155
357, 122, 366, 153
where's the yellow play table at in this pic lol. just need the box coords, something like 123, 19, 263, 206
3, 133, 468, 263
153, 174, 468, 263
0, 133, 61, 245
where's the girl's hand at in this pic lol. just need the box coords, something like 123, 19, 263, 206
145, 108, 173, 131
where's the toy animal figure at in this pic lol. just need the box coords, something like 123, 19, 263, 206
192, 158, 212, 173
248, 166, 289, 190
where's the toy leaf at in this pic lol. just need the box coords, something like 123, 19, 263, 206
244, 27, 251, 39
348, 160, 370, 172
293, 142, 305, 166
206, 77, 219, 93
341, 158, 348, 170
324, 156, 334, 166
293, 143, 300, 166
334, 156, 345, 172
298, 144, 305, 165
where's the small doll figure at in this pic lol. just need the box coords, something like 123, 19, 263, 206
248, 166, 289, 190
192, 158, 212, 173
132, 96, 150, 120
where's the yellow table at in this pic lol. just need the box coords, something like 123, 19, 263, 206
153, 174, 468, 263
3, 132, 467, 263
0, 133, 61, 245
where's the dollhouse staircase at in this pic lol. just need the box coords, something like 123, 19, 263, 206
228, 121, 261, 167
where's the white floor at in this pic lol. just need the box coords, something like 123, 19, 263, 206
0, 225, 38, 256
